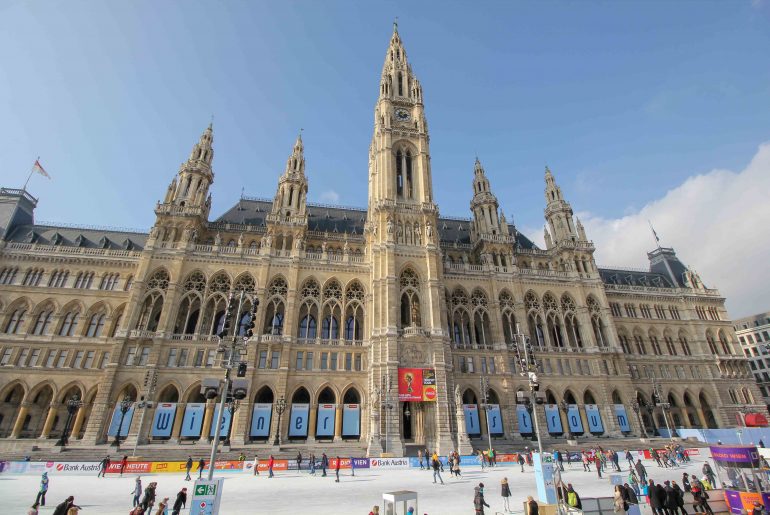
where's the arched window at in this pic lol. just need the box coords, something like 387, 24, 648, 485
499, 291, 516, 344
399, 269, 421, 328
398, 72, 403, 96
263, 277, 287, 335
343, 280, 364, 342
32, 310, 54, 336
321, 315, 339, 339
85, 313, 106, 337
137, 292, 164, 332
405, 151, 413, 198
396, 150, 404, 197
299, 315, 317, 339
718, 331, 732, 355
4, 309, 27, 334
59, 312, 79, 336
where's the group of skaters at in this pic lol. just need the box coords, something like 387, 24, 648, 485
128, 477, 187, 515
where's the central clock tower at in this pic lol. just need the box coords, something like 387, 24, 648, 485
366, 23, 455, 456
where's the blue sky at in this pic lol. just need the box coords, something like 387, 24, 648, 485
1, 1, 769, 314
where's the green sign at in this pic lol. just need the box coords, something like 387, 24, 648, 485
195, 484, 217, 496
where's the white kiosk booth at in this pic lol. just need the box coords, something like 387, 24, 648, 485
383, 490, 418, 515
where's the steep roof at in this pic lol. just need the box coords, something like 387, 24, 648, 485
598, 267, 676, 289
4, 223, 146, 250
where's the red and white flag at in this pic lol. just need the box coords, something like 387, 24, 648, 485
32, 159, 50, 178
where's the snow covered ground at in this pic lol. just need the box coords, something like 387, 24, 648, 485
2, 456, 710, 515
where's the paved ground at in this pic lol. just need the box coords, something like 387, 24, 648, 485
2, 456, 710, 514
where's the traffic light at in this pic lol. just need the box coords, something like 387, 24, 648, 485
237, 361, 247, 377
218, 294, 236, 338
143, 371, 151, 388
245, 300, 259, 339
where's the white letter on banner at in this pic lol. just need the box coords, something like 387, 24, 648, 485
463, 404, 480, 435
517, 405, 533, 434
342, 404, 360, 436
151, 403, 176, 437
180, 403, 204, 437
289, 404, 309, 437
210, 405, 232, 437
487, 404, 504, 434
544, 404, 563, 434
585, 404, 604, 433
567, 405, 584, 433
614, 404, 631, 432
316, 404, 336, 437
107, 405, 135, 436
250, 403, 273, 437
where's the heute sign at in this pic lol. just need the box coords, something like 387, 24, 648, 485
398, 368, 437, 402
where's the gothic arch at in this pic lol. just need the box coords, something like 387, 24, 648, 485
157, 384, 181, 403
254, 385, 275, 403
399, 267, 421, 328
28, 380, 58, 403
291, 387, 311, 404
0, 380, 28, 402
182, 383, 206, 404
462, 388, 479, 404
56, 381, 85, 403
264, 275, 288, 335
113, 383, 139, 402
611, 390, 623, 404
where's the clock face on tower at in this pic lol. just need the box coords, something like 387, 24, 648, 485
395, 108, 411, 122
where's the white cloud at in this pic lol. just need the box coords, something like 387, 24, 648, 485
579, 142, 770, 318
319, 190, 340, 204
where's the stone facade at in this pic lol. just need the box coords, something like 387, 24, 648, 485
0, 26, 760, 455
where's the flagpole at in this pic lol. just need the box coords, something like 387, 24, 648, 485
22, 157, 40, 192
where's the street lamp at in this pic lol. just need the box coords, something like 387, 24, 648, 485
55, 395, 83, 447
224, 399, 240, 447
651, 374, 674, 439
631, 400, 648, 438
480, 376, 494, 451
112, 396, 134, 449
559, 399, 571, 440
273, 397, 286, 446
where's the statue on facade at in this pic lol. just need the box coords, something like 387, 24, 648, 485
410, 301, 421, 327
214, 232, 222, 246
387, 217, 394, 234
295, 236, 304, 250
454, 384, 462, 406
237, 233, 244, 247
426, 221, 433, 241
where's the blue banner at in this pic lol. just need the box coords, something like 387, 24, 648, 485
316, 404, 336, 437
517, 405, 533, 434
567, 404, 584, 434
342, 403, 360, 436
210, 405, 232, 437
486, 404, 503, 435
544, 404, 563, 434
585, 404, 604, 433
463, 404, 480, 435
151, 402, 176, 437
614, 404, 631, 432
351, 457, 369, 469
180, 403, 205, 437
250, 403, 272, 437
289, 404, 309, 437
107, 404, 135, 436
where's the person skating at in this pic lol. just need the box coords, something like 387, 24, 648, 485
623, 483, 639, 505
28, 502, 40, 515
682, 473, 691, 493
625, 449, 635, 470
141, 481, 157, 513
321, 453, 329, 477
334, 456, 341, 483
52, 496, 79, 515
663, 481, 678, 515
309, 453, 316, 475
35, 472, 49, 506
501, 477, 511, 513
702, 462, 717, 488
296, 451, 303, 472
197, 457, 206, 479
171, 487, 187, 515
489, 448, 496, 466
478, 449, 486, 470
131, 476, 143, 507
418, 449, 424, 470
594, 453, 603, 478
635, 460, 648, 484
268, 455, 275, 478
474, 483, 490, 515
612, 450, 621, 472
567, 484, 582, 510
628, 470, 640, 496
252, 454, 260, 476
691, 484, 714, 515
154, 497, 169, 515
423, 448, 430, 470
518, 453, 526, 472
582, 451, 591, 472
98, 455, 110, 477
184, 456, 193, 480
432, 454, 444, 484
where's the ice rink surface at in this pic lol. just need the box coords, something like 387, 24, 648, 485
2, 456, 710, 514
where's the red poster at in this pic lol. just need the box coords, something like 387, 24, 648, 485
398, 368, 437, 402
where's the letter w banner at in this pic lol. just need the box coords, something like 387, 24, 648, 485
584, 404, 604, 434
544, 404, 563, 434
107, 404, 135, 436
486, 404, 503, 435
181, 403, 205, 437
517, 405, 533, 434
288, 404, 309, 437
567, 404, 584, 434
151, 403, 177, 437
210, 405, 232, 438
316, 404, 335, 437
250, 403, 272, 437
342, 403, 360, 436
614, 404, 631, 432
463, 404, 480, 435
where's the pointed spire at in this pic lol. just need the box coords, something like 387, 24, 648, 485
285, 132, 305, 175
474, 157, 485, 175
188, 123, 214, 166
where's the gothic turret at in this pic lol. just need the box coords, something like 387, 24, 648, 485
543, 166, 578, 245
470, 158, 504, 237
269, 133, 308, 221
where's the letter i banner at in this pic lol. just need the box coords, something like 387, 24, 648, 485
463, 404, 480, 435
151, 403, 177, 437
181, 403, 205, 437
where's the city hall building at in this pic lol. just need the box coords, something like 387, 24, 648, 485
0, 27, 760, 456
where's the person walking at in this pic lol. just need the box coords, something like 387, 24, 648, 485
252, 454, 260, 476
682, 473, 691, 493
648, 480, 665, 515
518, 453, 526, 472
184, 456, 193, 481
663, 481, 678, 515
98, 456, 110, 477
432, 454, 444, 485
691, 484, 714, 515
35, 472, 49, 507
268, 455, 275, 478
296, 451, 303, 472
131, 476, 143, 508
334, 456, 341, 483
171, 488, 187, 515
501, 477, 512, 513
474, 483, 490, 515
624, 483, 639, 505
52, 496, 79, 515
321, 453, 328, 477
197, 457, 206, 479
